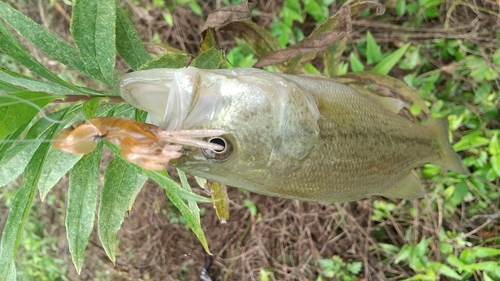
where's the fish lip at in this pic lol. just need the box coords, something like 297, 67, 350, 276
119, 68, 201, 130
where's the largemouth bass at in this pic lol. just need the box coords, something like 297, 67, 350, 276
119, 67, 467, 202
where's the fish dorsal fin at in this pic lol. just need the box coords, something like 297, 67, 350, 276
371, 96, 405, 114
379, 172, 425, 199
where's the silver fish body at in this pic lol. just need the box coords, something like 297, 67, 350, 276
119, 67, 467, 202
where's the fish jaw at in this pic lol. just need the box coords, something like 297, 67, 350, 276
119, 67, 202, 130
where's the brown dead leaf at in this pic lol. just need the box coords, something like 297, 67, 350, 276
201, 0, 256, 32
254, 31, 347, 68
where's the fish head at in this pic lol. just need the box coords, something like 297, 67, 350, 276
119, 67, 320, 191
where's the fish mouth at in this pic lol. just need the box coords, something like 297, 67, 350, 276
119, 68, 201, 130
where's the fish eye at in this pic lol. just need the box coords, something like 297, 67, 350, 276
202, 137, 233, 162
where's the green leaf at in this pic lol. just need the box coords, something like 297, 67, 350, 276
139, 52, 190, 70
71, 0, 116, 85
447, 254, 466, 271
66, 145, 102, 274
464, 261, 497, 271
372, 43, 411, 75
83, 97, 110, 119
459, 249, 476, 264
489, 132, 500, 155
366, 31, 383, 64
191, 47, 225, 69
163, 173, 211, 254
177, 169, 202, 220
0, 17, 81, 89
104, 141, 212, 203
98, 157, 147, 262
491, 155, 500, 178
0, 106, 81, 187
0, 80, 27, 93
115, 2, 150, 70
0, 92, 62, 139
378, 243, 400, 255
0, 120, 61, 277
473, 247, 500, 258
454, 131, 490, 151
438, 264, 462, 279
38, 148, 82, 201
396, 0, 406, 16
395, 244, 411, 264
0, 122, 29, 164
349, 53, 364, 72
0, 69, 79, 95
0, 1, 87, 76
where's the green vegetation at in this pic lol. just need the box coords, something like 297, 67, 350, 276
0, 0, 499, 280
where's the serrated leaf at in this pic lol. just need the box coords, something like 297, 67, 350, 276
0, 17, 81, 88
66, 145, 102, 274
115, 2, 150, 70
366, 31, 383, 64
164, 174, 211, 254
104, 141, 212, 203
177, 168, 202, 220
0, 68, 79, 95
0, 117, 63, 277
0, 106, 81, 187
83, 97, 110, 119
71, 0, 116, 85
0, 92, 62, 139
191, 47, 225, 69
0, 80, 25, 93
98, 157, 147, 262
0, 122, 29, 164
38, 147, 82, 201
0, 1, 87, 77
372, 43, 411, 75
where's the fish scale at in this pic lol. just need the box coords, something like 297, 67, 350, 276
119, 67, 468, 203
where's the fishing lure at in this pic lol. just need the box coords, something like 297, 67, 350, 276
52, 117, 226, 170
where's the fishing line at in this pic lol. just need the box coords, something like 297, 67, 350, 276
1, 94, 68, 124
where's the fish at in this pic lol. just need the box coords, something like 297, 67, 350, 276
119, 67, 468, 203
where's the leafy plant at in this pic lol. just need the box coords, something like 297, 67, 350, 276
317, 255, 362, 281
0, 0, 216, 278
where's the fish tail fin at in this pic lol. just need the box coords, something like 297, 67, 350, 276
425, 118, 468, 174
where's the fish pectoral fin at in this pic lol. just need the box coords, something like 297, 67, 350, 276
371, 96, 405, 114
380, 172, 425, 199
